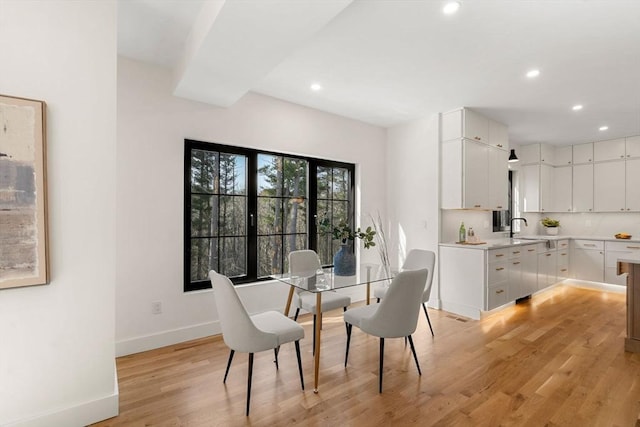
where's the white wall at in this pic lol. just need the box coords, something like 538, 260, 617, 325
0, 1, 117, 426
116, 57, 387, 356
386, 114, 441, 306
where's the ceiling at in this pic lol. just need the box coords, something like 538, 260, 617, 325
118, 0, 640, 146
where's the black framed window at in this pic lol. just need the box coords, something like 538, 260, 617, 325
184, 139, 355, 291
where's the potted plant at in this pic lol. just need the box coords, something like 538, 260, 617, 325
330, 221, 376, 276
541, 217, 560, 235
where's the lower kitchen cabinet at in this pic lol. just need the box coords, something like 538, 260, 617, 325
571, 239, 604, 282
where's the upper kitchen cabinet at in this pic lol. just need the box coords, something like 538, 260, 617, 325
594, 138, 626, 161
594, 160, 626, 212
441, 138, 489, 209
488, 119, 509, 151
442, 108, 503, 147
572, 163, 594, 212
540, 144, 555, 164
518, 144, 540, 165
441, 108, 509, 210
554, 146, 573, 166
626, 136, 640, 158
572, 142, 593, 164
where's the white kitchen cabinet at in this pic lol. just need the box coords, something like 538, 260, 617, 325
520, 245, 539, 297
557, 240, 570, 280
489, 119, 509, 151
539, 164, 553, 213
571, 240, 604, 282
440, 243, 538, 319
552, 165, 572, 212
626, 136, 640, 159
538, 245, 557, 290
441, 138, 509, 210
441, 139, 486, 209
521, 164, 540, 212
488, 146, 509, 210
521, 163, 554, 213
626, 159, 640, 211
519, 144, 540, 165
554, 146, 573, 166
572, 163, 594, 212
540, 144, 554, 164
573, 142, 593, 164
594, 161, 626, 212
442, 108, 489, 143
594, 138, 626, 162
605, 241, 640, 285
464, 108, 489, 143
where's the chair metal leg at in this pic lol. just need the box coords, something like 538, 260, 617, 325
223, 350, 235, 383
312, 315, 316, 355
294, 308, 300, 321
274, 346, 280, 370
295, 340, 304, 390
407, 335, 422, 376
423, 303, 434, 337
379, 337, 385, 393
246, 353, 254, 416
345, 323, 352, 367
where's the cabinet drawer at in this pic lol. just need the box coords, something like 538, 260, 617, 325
508, 247, 523, 258
557, 250, 569, 263
488, 261, 508, 284
488, 248, 509, 262
605, 241, 640, 252
605, 250, 640, 268
573, 239, 604, 250
557, 239, 570, 250
487, 283, 509, 310
523, 245, 538, 255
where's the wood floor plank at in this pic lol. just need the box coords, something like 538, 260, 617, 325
92, 285, 640, 426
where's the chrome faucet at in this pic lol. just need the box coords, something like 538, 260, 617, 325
510, 217, 528, 238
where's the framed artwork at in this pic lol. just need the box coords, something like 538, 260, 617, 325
0, 94, 49, 289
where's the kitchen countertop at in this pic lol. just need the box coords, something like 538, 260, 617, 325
440, 235, 640, 250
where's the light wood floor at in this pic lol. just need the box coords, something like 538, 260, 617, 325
93, 285, 640, 427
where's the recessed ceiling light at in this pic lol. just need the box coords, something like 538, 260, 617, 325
572, 105, 583, 111
599, 126, 609, 131
310, 83, 322, 92
526, 69, 540, 78
443, 1, 461, 14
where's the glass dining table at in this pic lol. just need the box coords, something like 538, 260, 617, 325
271, 263, 393, 393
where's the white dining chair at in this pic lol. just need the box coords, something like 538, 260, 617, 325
344, 268, 428, 392
374, 249, 436, 336
209, 270, 305, 416
289, 250, 351, 350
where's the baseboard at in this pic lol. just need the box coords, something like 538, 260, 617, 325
562, 279, 626, 294
5, 364, 119, 427
116, 320, 222, 357
440, 300, 482, 320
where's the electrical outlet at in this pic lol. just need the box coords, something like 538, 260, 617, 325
151, 301, 162, 315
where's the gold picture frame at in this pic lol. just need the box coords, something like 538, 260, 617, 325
0, 94, 49, 289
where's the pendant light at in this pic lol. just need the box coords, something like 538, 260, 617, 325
508, 149, 519, 162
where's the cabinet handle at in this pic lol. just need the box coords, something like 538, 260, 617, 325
496, 289, 504, 294
621, 155, 625, 158
495, 254, 504, 257
627, 208, 631, 211
568, 161, 572, 164
561, 253, 567, 256
589, 159, 592, 162
497, 144, 503, 147
474, 204, 481, 208
513, 262, 521, 265
475, 136, 482, 140
626, 246, 640, 249
496, 267, 505, 271
621, 208, 625, 211
627, 154, 631, 157
589, 209, 592, 211
496, 206, 503, 209
560, 268, 568, 272
584, 244, 597, 247
528, 249, 535, 252
546, 253, 552, 257
512, 251, 520, 254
